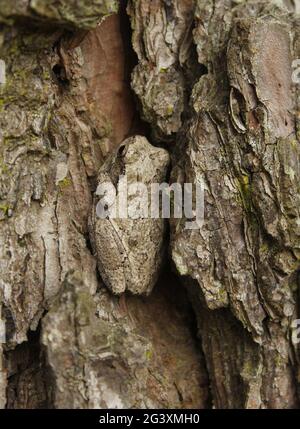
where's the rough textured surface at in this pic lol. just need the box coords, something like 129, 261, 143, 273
0, 0, 119, 29
89, 135, 170, 295
0, 4, 208, 409
1, 0, 300, 410
42, 270, 209, 409
129, 0, 300, 409
177, 1, 300, 408
128, 0, 197, 141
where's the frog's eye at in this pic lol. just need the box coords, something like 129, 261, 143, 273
118, 144, 127, 157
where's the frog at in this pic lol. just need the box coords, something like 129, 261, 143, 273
89, 135, 170, 295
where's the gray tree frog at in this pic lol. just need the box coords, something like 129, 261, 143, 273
89, 135, 170, 295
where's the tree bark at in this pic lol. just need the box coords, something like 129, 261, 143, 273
0, 0, 299, 409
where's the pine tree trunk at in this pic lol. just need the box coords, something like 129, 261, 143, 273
0, 0, 299, 409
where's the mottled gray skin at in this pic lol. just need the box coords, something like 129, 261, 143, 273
89, 136, 170, 295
